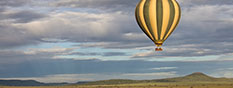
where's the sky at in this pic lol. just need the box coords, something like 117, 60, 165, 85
0, 0, 233, 83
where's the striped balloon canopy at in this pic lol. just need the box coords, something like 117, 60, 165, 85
135, 0, 181, 51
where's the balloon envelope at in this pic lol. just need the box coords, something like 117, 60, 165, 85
135, 0, 181, 51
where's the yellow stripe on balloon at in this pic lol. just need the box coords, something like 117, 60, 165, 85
160, 0, 171, 40
164, 0, 181, 40
137, 0, 155, 41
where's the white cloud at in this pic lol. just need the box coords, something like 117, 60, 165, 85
78, 42, 151, 49
14, 11, 132, 42
52, 56, 99, 61
215, 53, 233, 61
24, 47, 76, 55
0, 47, 79, 64
2, 0, 233, 58
123, 33, 146, 41
211, 68, 233, 78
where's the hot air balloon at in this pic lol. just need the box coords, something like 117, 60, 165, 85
135, 0, 181, 51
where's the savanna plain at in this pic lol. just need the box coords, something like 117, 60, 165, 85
1, 82, 233, 88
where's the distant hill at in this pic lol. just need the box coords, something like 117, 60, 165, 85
82, 72, 233, 85
154, 72, 233, 82
0, 80, 68, 86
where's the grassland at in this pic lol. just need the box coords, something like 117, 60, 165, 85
1, 82, 233, 88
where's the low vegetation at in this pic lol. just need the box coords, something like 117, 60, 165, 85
1, 82, 233, 88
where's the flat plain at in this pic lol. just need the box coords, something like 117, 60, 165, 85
1, 82, 233, 88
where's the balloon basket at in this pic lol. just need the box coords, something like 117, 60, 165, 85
155, 47, 163, 51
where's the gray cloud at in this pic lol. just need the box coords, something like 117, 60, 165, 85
14, 11, 148, 45
69, 52, 101, 56
0, 9, 47, 48
6, 10, 48, 23
78, 42, 152, 49
179, 0, 233, 6
69, 51, 126, 57
0, 0, 31, 7
0, 7, 47, 23
103, 52, 126, 56
0, 0, 233, 57
0, 24, 40, 49
0, 47, 76, 65
51, 0, 233, 12
52, 0, 139, 12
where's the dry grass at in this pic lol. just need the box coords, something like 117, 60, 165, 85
1, 82, 233, 88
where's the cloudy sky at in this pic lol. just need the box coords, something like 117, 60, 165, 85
0, 0, 233, 83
